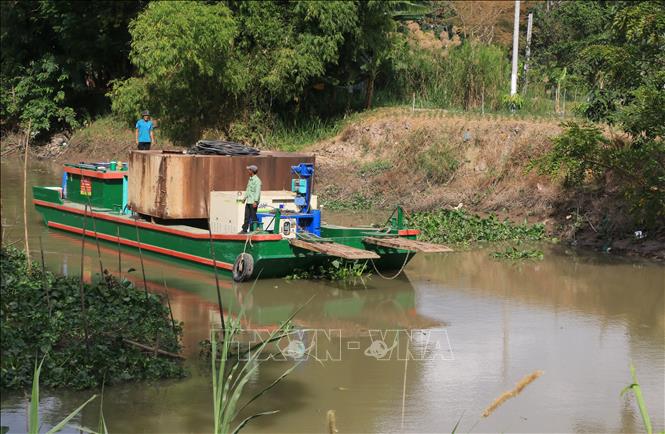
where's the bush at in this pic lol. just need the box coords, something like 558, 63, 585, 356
108, 77, 151, 128
530, 121, 665, 226
502, 93, 525, 111
1, 247, 185, 390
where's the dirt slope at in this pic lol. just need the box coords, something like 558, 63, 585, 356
311, 108, 563, 218
309, 108, 663, 259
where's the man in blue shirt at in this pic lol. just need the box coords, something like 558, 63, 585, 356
135, 110, 155, 150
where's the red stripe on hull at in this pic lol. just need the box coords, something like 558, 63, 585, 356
34, 199, 282, 241
47, 221, 234, 271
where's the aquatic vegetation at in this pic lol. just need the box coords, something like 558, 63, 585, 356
27, 359, 100, 434
1, 247, 185, 389
286, 260, 370, 284
408, 209, 546, 245
491, 246, 544, 261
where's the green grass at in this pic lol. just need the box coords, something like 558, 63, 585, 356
266, 116, 349, 151
70, 115, 135, 147
358, 159, 392, 177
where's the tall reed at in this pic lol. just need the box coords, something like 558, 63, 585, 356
621, 363, 655, 434
210, 295, 309, 433
28, 358, 97, 434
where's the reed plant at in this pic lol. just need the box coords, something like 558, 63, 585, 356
621, 363, 662, 434
28, 359, 98, 434
209, 296, 309, 433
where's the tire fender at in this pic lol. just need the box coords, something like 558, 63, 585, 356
232, 253, 254, 282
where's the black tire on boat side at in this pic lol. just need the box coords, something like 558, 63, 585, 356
232, 253, 254, 282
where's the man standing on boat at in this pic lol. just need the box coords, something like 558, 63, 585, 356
135, 110, 155, 150
240, 165, 261, 233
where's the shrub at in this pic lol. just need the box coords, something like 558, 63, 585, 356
530, 121, 665, 226
416, 144, 460, 183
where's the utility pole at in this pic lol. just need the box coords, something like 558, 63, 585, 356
510, 0, 520, 96
522, 12, 533, 95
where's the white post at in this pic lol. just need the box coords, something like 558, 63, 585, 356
522, 12, 533, 95
510, 0, 521, 96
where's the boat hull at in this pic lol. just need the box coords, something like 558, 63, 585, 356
33, 191, 416, 280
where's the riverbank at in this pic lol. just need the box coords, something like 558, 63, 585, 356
2, 108, 662, 260
310, 109, 664, 260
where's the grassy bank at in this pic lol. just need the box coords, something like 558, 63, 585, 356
30, 103, 573, 161
1, 247, 185, 390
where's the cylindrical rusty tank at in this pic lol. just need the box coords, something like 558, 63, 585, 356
128, 150, 314, 219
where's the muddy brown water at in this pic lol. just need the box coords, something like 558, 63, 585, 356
1, 159, 664, 433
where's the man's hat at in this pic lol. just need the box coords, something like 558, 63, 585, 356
246, 165, 258, 173
141, 110, 150, 117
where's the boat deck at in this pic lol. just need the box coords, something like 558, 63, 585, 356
62, 200, 210, 235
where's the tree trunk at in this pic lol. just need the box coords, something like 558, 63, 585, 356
522, 13, 533, 95
365, 76, 375, 110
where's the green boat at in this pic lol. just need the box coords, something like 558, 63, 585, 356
33, 156, 449, 281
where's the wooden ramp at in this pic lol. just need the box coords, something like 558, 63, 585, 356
289, 239, 380, 260
363, 237, 453, 253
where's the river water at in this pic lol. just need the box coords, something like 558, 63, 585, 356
1, 159, 664, 433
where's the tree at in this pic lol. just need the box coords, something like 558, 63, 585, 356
532, 1, 665, 226
576, 1, 665, 137
0, 0, 145, 135
111, 1, 399, 143
111, 1, 241, 143
0, 56, 77, 135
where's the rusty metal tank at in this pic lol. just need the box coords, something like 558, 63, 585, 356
127, 150, 315, 219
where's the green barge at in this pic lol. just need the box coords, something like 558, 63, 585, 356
33, 155, 449, 281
